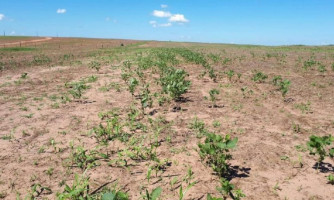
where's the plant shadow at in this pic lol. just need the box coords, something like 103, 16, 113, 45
176, 96, 193, 103
312, 162, 334, 173
208, 105, 224, 108
227, 165, 251, 180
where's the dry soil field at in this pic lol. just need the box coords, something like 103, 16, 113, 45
0, 37, 333, 200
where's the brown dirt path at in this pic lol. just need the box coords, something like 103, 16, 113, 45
0, 37, 52, 47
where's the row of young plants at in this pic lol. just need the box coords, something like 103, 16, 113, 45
62, 47, 298, 199
74, 47, 248, 199
26, 46, 333, 199
31, 48, 196, 199
188, 116, 245, 200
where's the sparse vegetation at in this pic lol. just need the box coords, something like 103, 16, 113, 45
251, 71, 268, 83
198, 133, 238, 177
307, 135, 334, 163
1, 37, 333, 199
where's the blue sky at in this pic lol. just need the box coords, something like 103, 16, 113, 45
0, 0, 333, 45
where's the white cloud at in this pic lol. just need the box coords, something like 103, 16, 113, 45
152, 10, 171, 18
149, 21, 157, 28
10, 31, 15, 35
151, 7, 189, 28
149, 20, 172, 28
159, 22, 172, 27
57, 9, 66, 14
0, 14, 5, 21
169, 14, 189, 23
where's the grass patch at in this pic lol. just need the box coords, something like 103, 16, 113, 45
0, 47, 36, 52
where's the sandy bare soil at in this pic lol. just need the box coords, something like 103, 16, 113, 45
0, 38, 333, 199
0, 37, 52, 47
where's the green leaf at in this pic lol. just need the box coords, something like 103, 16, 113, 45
216, 142, 227, 149
179, 186, 183, 200
329, 148, 334, 158
226, 137, 238, 149
207, 194, 213, 200
151, 187, 162, 200
280, 156, 289, 160
102, 192, 116, 200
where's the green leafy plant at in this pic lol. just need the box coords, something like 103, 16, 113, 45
272, 75, 282, 86
294, 101, 311, 114
70, 146, 98, 170
147, 167, 152, 183
237, 73, 242, 81
25, 183, 52, 199
208, 53, 221, 64
303, 59, 317, 70
189, 117, 208, 138
20, 72, 28, 79
208, 89, 220, 107
159, 67, 191, 101
292, 123, 301, 133
279, 79, 291, 97
225, 70, 235, 82
216, 178, 246, 200
222, 58, 231, 65
93, 116, 128, 143
251, 71, 268, 83
144, 187, 162, 200
207, 194, 223, 200
128, 77, 139, 96
240, 87, 253, 98
307, 135, 334, 164
66, 81, 89, 99
212, 120, 221, 128
140, 84, 153, 114
33, 54, 51, 65
57, 173, 90, 199
88, 60, 101, 72
208, 68, 217, 82
198, 133, 238, 177
170, 177, 178, 190
150, 158, 171, 177
83, 75, 98, 83
101, 189, 129, 200
318, 64, 326, 73
178, 181, 196, 200
126, 106, 141, 131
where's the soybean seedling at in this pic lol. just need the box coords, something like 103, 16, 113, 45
272, 75, 282, 86
216, 178, 246, 200
251, 71, 268, 83
307, 135, 334, 169
88, 61, 101, 72
144, 187, 162, 200
128, 77, 139, 97
225, 70, 235, 82
208, 89, 220, 108
140, 84, 153, 115
198, 133, 238, 177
